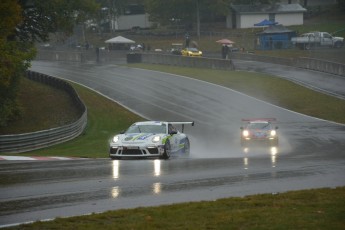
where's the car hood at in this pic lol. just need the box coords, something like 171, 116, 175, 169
334, 36, 344, 41
249, 129, 269, 133
120, 133, 165, 143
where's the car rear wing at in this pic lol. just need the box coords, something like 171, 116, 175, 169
241, 118, 276, 122
168, 121, 194, 132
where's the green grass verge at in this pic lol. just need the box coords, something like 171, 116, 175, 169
17, 82, 142, 158
0, 78, 81, 135
128, 64, 345, 124
5, 187, 345, 230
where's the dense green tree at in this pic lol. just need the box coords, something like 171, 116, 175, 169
0, 0, 34, 127
0, 0, 99, 128
95, 0, 128, 33
15, 0, 99, 42
338, 0, 345, 12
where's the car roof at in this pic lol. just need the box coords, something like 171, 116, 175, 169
249, 120, 270, 123
242, 118, 276, 123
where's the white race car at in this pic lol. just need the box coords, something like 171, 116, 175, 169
109, 121, 194, 159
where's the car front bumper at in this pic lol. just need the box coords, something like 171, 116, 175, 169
109, 145, 165, 158
241, 136, 278, 146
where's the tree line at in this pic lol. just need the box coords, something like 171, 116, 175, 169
0, 0, 98, 127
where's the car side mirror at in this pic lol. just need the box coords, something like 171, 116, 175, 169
240, 127, 243, 130
275, 126, 278, 130
120, 130, 125, 134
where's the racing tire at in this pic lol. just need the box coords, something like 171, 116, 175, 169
161, 140, 171, 160
304, 43, 311, 50
183, 138, 190, 155
334, 41, 343, 48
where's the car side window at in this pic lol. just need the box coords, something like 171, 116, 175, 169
168, 124, 177, 133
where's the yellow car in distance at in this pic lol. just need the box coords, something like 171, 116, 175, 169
181, 47, 202, 57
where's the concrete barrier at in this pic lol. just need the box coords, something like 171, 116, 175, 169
230, 52, 345, 77
295, 57, 345, 77
140, 53, 235, 70
36, 50, 344, 77
231, 52, 294, 66
36, 50, 83, 62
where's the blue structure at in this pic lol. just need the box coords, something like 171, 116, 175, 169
256, 25, 296, 50
254, 19, 278, 27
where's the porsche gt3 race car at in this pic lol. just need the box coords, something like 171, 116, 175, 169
240, 118, 279, 147
109, 121, 194, 159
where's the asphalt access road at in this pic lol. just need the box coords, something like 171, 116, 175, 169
0, 60, 344, 227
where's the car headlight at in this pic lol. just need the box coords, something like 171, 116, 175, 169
270, 130, 277, 136
242, 130, 249, 137
152, 135, 161, 143
112, 135, 120, 143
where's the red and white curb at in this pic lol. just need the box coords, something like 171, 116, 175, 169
0, 156, 83, 161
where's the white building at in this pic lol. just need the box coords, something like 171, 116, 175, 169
227, 4, 307, 29
104, 4, 153, 31
113, 13, 152, 31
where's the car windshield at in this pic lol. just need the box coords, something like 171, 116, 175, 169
125, 124, 167, 134
247, 122, 271, 130
187, 48, 198, 52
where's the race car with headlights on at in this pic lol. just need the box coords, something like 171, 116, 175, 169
240, 118, 279, 147
109, 121, 194, 160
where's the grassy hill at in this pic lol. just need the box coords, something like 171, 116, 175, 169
0, 78, 81, 135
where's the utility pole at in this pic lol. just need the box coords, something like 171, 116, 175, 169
196, 0, 200, 39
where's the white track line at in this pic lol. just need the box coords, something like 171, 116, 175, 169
0, 156, 83, 161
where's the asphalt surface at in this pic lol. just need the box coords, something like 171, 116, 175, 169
0, 59, 344, 227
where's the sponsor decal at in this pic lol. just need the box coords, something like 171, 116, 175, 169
162, 135, 170, 144
125, 136, 133, 141
136, 133, 154, 140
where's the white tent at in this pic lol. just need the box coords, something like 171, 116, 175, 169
105, 36, 135, 44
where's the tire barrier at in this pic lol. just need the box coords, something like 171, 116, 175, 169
0, 71, 87, 153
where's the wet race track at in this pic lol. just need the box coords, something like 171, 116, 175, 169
0, 60, 345, 227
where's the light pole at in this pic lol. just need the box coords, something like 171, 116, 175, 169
196, 0, 200, 39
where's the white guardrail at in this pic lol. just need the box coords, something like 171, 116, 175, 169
0, 71, 87, 153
